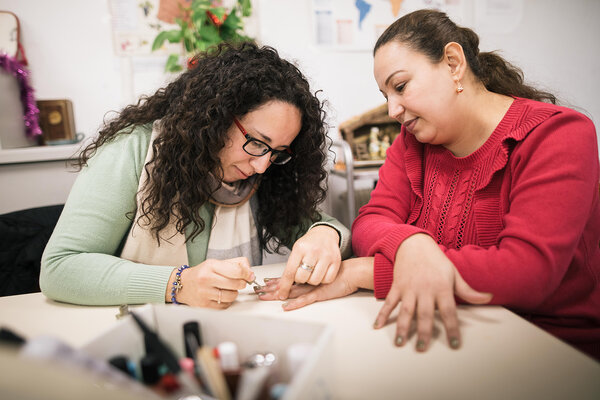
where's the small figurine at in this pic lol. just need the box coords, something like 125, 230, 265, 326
368, 127, 381, 159
379, 134, 391, 158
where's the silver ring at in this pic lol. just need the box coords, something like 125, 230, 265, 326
299, 262, 315, 272
217, 289, 222, 305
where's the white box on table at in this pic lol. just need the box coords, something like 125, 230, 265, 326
82, 304, 334, 400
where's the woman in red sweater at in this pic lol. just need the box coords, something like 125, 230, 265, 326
262, 9, 600, 360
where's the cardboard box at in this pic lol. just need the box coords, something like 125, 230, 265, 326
82, 304, 334, 400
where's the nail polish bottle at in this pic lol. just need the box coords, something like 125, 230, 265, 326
108, 355, 137, 379
140, 353, 163, 394
140, 353, 181, 395
217, 341, 241, 397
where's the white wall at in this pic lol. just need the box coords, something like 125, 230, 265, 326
4, 0, 596, 145
474, 0, 600, 126
255, 0, 600, 136
1, 0, 599, 216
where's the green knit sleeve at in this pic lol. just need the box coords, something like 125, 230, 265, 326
40, 125, 175, 306
280, 212, 352, 259
308, 213, 352, 259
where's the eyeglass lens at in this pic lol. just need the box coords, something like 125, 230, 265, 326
243, 139, 291, 164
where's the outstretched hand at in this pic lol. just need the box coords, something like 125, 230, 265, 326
258, 257, 374, 310
373, 234, 493, 351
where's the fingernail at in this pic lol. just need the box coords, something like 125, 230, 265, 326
253, 285, 263, 292
249, 273, 256, 281
416, 340, 426, 351
257, 292, 266, 296
450, 337, 460, 349
263, 278, 272, 282
282, 301, 288, 308
373, 320, 380, 329
395, 336, 404, 347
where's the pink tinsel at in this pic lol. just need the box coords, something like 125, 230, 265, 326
0, 53, 42, 138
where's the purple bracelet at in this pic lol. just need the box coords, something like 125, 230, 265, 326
170, 264, 190, 305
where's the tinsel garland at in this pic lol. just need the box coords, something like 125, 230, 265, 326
0, 53, 42, 138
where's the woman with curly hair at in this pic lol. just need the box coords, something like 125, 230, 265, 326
40, 42, 351, 308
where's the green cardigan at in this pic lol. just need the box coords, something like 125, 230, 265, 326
40, 124, 350, 305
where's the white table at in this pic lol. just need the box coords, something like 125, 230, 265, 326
0, 263, 599, 400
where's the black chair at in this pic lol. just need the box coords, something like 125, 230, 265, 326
0, 204, 64, 296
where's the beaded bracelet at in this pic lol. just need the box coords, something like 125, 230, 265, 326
170, 264, 190, 305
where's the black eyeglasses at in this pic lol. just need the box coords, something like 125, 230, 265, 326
233, 117, 293, 165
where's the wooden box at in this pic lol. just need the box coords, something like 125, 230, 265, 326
37, 99, 76, 144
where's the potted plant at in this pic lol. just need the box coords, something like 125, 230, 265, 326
152, 0, 253, 72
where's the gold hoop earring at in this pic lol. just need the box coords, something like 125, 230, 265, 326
456, 82, 464, 93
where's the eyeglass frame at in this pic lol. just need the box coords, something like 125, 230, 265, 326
233, 116, 293, 165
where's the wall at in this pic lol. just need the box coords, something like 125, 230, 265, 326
0, 0, 599, 216
256, 0, 600, 137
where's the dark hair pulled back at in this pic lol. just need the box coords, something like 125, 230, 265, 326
374, 9, 556, 103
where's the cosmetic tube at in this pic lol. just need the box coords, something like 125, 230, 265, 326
217, 341, 241, 397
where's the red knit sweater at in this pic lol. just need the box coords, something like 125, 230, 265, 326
352, 97, 600, 359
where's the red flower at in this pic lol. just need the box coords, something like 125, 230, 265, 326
206, 10, 227, 27
187, 56, 198, 69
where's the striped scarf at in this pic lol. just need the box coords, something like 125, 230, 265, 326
120, 121, 261, 267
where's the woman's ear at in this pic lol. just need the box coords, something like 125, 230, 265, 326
444, 42, 466, 81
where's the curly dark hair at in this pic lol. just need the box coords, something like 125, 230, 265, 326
375, 9, 556, 104
75, 41, 329, 252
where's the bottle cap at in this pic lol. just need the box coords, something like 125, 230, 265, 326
217, 341, 240, 371
140, 354, 161, 385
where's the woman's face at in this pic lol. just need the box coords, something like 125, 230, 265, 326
374, 41, 458, 146
219, 100, 302, 183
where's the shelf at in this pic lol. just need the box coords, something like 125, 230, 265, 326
353, 159, 384, 168
331, 166, 380, 180
0, 143, 82, 165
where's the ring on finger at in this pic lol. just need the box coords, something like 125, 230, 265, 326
299, 262, 314, 273
217, 289, 222, 305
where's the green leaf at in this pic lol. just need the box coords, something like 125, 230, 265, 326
239, 0, 252, 17
199, 23, 221, 43
191, 0, 211, 12
223, 12, 241, 31
183, 37, 194, 53
152, 31, 169, 51
165, 54, 182, 72
174, 17, 187, 30
191, 9, 205, 29
152, 28, 184, 51
165, 29, 183, 43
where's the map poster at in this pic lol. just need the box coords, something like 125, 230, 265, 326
311, 0, 466, 51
